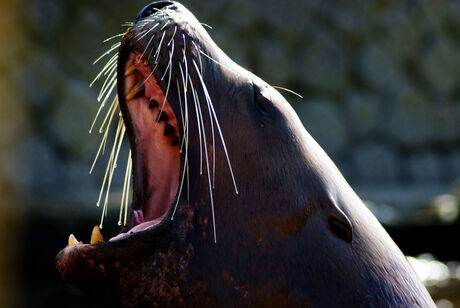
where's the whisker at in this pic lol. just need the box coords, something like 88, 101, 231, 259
90, 53, 118, 87
192, 60, 238, 194
199, 49, 239, 76
103, 33, 125, 43
93, 42, 121, 65
119, 149, 130, 226
97, 65, 117, 102
100, 118, 126, 228
271, 85, 303, 98
134, 29, 148, 40
182, 62, 191, 202
201, 23, 213, 29
182, 34, 187, 62
191, 41, 203, 73
191, 60, 215, 186
178, 66, 188, 151
154, 30, 166, 64
140, 34, 156, 59
96, 115, 122, 211
189, 75, 203, 175
124, 151, 132, 226
90, 97, 118, 174
160, 20, 170, 30
161, 38, 174, 81
137, 22, 159, 41
156, 47, 173, 125
98, 95, 118, 134
167, 26, 177, 46
95, 81, 117, 135
176, 79, 186, 152
192, 84, 217, 243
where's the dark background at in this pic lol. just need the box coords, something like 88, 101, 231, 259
0, 0, 459, 307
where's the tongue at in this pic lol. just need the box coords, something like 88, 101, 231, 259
109, 214, 166, 241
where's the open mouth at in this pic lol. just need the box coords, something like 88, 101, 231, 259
63, 26, 185, 247
109, 51, 181, 240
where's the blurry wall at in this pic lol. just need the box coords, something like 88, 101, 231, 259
0, 0, 458, 307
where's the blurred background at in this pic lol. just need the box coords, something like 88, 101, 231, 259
0, 0, 459, 307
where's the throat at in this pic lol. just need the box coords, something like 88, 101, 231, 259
120, 52, 181, 238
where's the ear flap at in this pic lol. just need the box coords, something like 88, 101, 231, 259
327, 210, 353, 243
321, 197, 353, 243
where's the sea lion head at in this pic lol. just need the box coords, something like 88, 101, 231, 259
56, 2, 435, 307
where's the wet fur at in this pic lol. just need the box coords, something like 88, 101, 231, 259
57, 2, 435, 307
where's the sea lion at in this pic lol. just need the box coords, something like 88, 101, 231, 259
56, 2, 436, 307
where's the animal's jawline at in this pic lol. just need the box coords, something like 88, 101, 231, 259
110, 51, 181, 241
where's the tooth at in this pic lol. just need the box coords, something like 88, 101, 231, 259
171, 136, 179, 146
90, 225, 104, 244
156, 112, 169, 122
164, 124, 175, 136
125, 65, 137, 77
149, 99, 159, 109
126, 80, 145, 100
68, 234, 81, 247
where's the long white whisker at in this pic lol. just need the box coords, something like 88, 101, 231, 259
93, 42, 121, 65
160, 20, 170, 30
161, 39, 174, 81
137, 22, 159, 41
154, 31, 166, 64
90, 98, 118, 174
91, 80, 117, 135
157, 47, 173, 123
103, 33, 124, 43
98, 95, 118, 134
100, 118, 125, 228
190, 75, 203, 175
119, 149, 130, 225
90, 53, 118, 87
181, 61, 191, 202
192, 60, 238, 194
192, 60, 216, 187
167, 26, 177, 46
97, 65, 117, 101
176, 79, 185, 150
192, 85, 217, 243
140, 34, 156, 59
96, 115, 122, 210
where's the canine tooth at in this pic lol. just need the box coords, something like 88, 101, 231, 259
156, 112, 169, 122
164, 124, 175, 136
90, 225, 104, 244
125, 65, 137, 77
171, 136, 179, 146
126, 80, 144, 100
68, 234, 81, 247
149, 100, 159, 109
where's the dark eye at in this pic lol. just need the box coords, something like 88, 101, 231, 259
252, 83, 270, 117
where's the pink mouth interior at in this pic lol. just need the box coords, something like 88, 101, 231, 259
111, 53, 180, 240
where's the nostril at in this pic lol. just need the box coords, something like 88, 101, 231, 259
135, 1, 175, 21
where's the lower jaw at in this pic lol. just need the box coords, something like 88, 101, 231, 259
110, 213, 166, 241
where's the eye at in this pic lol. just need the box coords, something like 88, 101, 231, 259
252, 83, 270, 117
